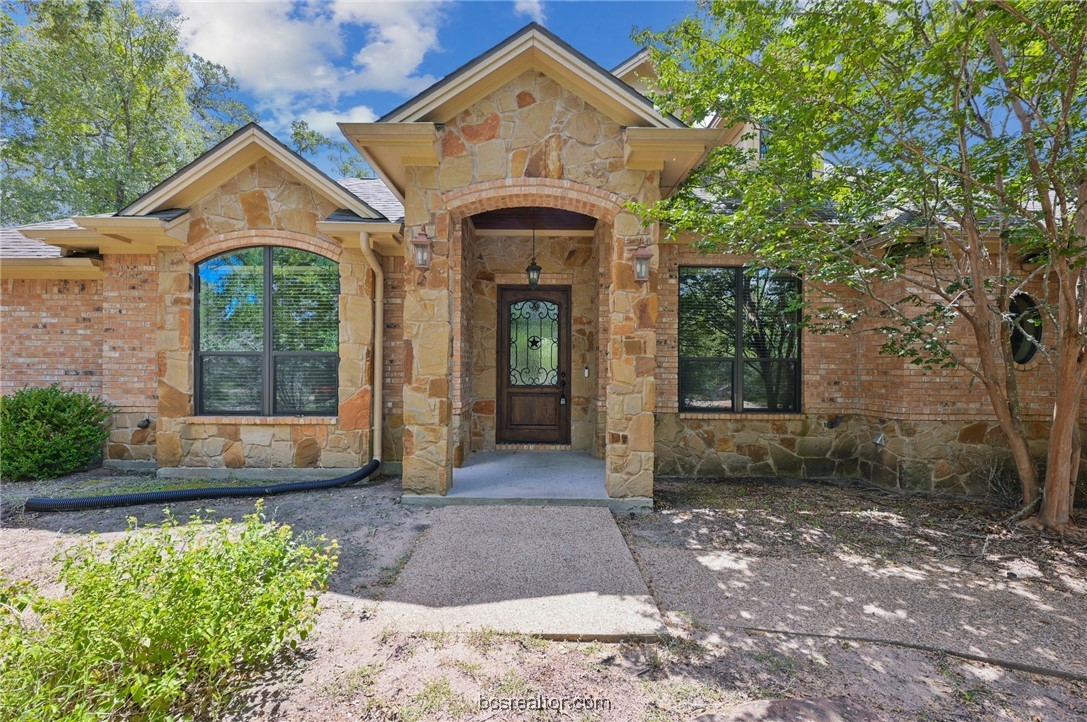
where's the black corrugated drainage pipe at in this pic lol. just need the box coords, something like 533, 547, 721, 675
23, 459, 380, 513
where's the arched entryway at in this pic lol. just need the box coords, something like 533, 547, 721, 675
400, 176, 657, 502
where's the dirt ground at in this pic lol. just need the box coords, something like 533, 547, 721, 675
1, 471, 1085, 721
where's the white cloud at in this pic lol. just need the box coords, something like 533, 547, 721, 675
173, 1, 447, 135
514, 0, 546, 24
302, 105, 378, 136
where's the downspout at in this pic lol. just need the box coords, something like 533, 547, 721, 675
357, 231, 383, 463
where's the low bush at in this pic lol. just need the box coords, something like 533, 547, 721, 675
0, 503, 339, 721
0, 385, 112, 480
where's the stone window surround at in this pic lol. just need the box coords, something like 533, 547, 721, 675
184, 230, 348, 423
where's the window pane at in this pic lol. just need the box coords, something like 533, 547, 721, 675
200, 355, 262, 414
679, 359, 734, 411
275, 356, 338, 414
272, 247, 339, 352
1009, 294, 1041, 364
742, 269, 800, 359
508, 299, 560, 386
742, 360, 799, 411
679, 267, 737, 357
198, 248, 265, 352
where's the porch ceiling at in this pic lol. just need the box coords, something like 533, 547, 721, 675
470, 207, 597, 232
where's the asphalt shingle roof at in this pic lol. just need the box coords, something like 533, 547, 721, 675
337, 178, 404, 222
0, 217, 98, 259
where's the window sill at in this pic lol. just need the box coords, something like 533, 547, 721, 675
679, 412, 806, 420
183, 416, 338, 425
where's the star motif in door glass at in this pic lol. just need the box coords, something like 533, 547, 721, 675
528, 336, 542, 350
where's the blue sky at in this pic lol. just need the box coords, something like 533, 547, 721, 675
175, 1, 696, 146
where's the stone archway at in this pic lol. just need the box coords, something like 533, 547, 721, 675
442, 178, 625, 225
401, 176, 657, 500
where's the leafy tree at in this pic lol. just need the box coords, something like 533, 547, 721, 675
638, 0, 1086, 532
289, 119, 373, 179
0, 0, 255, 224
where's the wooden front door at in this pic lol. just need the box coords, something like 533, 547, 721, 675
497, 286, 571, 444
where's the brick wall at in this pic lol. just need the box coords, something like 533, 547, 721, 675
101, 255, 159, 412
382, 254, 406, 461
654, 243, 1086, 493
0, 278, 103, 395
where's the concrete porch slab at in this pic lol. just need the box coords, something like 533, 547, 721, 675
400, 450, 652, 512
377, 505, 667, 641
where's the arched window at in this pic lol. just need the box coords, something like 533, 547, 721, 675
1009, 293, 1042, 365
195, 247, 339, 415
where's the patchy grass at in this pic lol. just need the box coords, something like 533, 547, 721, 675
403, 676, 471, 722
321, 664, 382, 700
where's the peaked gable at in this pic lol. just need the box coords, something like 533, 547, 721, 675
120, 123, 382, 220
378, 23, 683, 129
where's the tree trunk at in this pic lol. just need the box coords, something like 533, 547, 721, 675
1037, 356, 1085, 529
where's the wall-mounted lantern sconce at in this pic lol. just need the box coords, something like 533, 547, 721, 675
411, 231, 432, 268
632, 244, 653, 282
872, 431, 886, 446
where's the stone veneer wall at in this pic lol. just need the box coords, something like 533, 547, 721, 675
154, 158, 376, 469
400, 68, 659, 497
464, 232, 600, 454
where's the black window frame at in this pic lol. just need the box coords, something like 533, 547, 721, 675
1009, 293, 1042, 365
194, 246, 340, 417
678, 265, 802, 413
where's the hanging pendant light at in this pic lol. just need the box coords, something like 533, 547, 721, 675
525, 213, 541, 288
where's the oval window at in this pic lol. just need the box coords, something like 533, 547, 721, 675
1009, 294, 1042, 364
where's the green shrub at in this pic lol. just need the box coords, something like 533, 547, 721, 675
0, 503, 339, 721
0, 384, 112, 480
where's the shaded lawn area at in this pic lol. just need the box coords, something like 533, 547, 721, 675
1, 471, 1085, 721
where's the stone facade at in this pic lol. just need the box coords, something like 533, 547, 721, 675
153, 158, 376, 469
399, 69, 659, 497
3, 34, 1083, 511
464, 233, 600, 454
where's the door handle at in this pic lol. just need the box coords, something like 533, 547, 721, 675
559, 371, 567, 405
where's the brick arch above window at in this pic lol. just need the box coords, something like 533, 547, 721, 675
441, 178, 624, 224
184, 230, 342, 265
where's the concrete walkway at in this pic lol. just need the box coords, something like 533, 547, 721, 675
377, 505, 666, 640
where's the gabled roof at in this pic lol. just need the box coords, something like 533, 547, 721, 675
378, 23, 684, 128
119, 123, 383, 220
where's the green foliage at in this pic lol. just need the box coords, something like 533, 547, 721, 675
0, 503, 339, 721
636, 0, 1086, 370
0, 385, 112, 481
0, 0, 256, 224
290, 119, 373, 178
